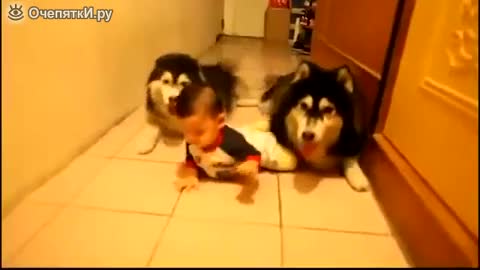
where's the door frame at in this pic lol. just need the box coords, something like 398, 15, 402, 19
359, 0, 478, 267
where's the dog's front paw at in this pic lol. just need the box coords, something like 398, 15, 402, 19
345, 171, 370, 192
136, 138, 157, 155
136, 125, 160, 155
343, 157, 370, 192
162, 136, 184, 147
236, 193, 255, 204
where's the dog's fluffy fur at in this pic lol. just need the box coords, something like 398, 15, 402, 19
259, 61, 370, 191
138, 53, 238, 154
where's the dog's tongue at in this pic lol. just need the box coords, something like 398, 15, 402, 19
300, 143, 317, 158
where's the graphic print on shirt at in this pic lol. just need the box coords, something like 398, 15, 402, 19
188, 144, 237, 178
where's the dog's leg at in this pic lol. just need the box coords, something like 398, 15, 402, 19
136, 123, 160, 154
342, 156, 370, 192
267, 143, 298, 171
244, 126, 297, 172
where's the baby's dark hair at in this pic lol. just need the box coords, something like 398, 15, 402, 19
175, 83, 225, 118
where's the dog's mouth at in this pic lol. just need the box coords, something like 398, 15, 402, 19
299, 142, 318, 158
167, 98, 177, 115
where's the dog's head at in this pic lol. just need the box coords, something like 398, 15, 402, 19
275, 61, 357, 158
146, 53, 205, 114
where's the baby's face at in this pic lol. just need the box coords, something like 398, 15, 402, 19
180, 112, 224, 148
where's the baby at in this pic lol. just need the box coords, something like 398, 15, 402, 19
173, 83, 262, 191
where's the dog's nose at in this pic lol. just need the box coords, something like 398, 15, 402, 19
301, 131, 315, 142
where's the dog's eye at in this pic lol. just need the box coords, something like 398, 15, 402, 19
322, 107, 334, 114
299, 102, 309, 111
162, 79, 171, 84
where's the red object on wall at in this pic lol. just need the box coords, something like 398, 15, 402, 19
269, 0, 289, 8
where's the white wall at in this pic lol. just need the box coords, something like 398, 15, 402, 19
224, 0, 236, 35
2, 0, 224, 217
224, 0, 268, 37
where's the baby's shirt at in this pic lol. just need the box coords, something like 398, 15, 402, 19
184, 125, 261, 179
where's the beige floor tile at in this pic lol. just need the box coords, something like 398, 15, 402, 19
85, 107, 145, 157
2, 202, 62, 266
8, 207, 167, 267
115, 126, 186, 163
227, 107, 265, 127
150, 217, 281, 267
199, 36, 301, 102
174, 172, 279, 225
73, 159, 180, 215
28, 155, 110, 205
279, 172, 391, 234
283, 227, 409, 267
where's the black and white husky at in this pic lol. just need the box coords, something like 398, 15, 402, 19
259, 61, 370, 191
137, 53, 238, 154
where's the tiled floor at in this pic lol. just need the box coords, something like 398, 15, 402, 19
2, 107, 408, 267
2, 37, 409, 267
199, 36, 307, 101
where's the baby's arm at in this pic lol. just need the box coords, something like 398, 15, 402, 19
184, 144, 198, 174
221, 127, 261, 176
174, 144, 199, 191
235, 142, 261, 177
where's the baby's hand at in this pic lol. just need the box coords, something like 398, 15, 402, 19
236, 160, 260, 177
174, 176, 199, 192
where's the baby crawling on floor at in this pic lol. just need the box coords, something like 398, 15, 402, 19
173, 83, 297, 192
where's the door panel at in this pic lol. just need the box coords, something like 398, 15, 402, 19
311, 0, 399, 124
384, 0, 478, 238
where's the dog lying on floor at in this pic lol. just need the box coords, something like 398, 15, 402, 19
258, 60, 370, 192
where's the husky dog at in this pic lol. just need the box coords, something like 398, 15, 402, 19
138, 53, 238, 154
259, 61, 370, 191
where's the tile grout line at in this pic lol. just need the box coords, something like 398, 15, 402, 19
276, 174, 285, 267
145, 190, 184, 267
32, 196, 391, 237
5, 204, 68, 265
107, 121, 147, 158
84, 107, 145, 160
170, 214, 281, 228
111, 156, 179, 165
34, 200, 282, 228
284, 224, 392, 237
64, 204, 172, 218
6, 155, 117, 265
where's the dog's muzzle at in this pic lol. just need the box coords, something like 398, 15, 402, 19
167, 96, 178, 115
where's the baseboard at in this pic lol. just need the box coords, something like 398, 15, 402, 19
221, 34, 265, 40
359, 133, 478, 267
215, 33, 223, 43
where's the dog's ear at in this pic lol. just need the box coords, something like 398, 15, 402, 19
336, 66, 354, 93
147, 67, 161, 85
292, 62, 310, 83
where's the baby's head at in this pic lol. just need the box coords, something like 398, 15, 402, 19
175, 83, 226, 148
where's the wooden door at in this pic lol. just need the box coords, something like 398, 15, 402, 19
310, 0, 400, 128
359, 0, 478, 267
